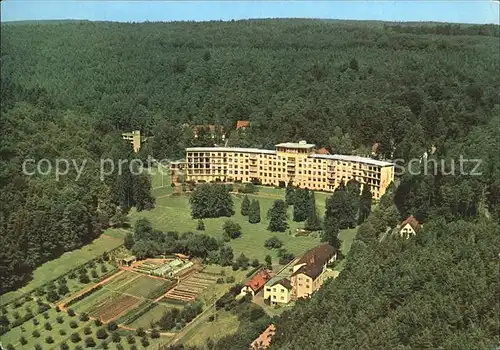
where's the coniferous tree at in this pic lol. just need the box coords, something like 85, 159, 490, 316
358, 184, 373, 225
285, 182, 295, 206
267, 200, 288, 232
249, 199, 261, 224
305, 192, 322, 231
123, 232, 135, 250
241, 195, 250, 216
293, 188, 310, 222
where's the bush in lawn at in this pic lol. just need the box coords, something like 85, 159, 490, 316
60, 343, 69, 350
264, 236, 283, 249
150, 328, 160, 339
78, 266, 88, 275
6, 344, 15, 350
34, 344, 42, 350
101, 342, 109, 349
208, 315, 215, 322
126, 334, 136, 344
68, 271, 77, 279
107, 321, 118, 331
226, 276, 235, 283
111, 332, 121, 343
13, 311, 20, 320
71, 332, 81, 343
85, 337, 96, 348
45, 336, 54, 344
25, 304, 32, 313
100, 264, 108, 273
91, 269, 98, 279
58, 284, 70, 296
231, 262, 239, 271
37, 303, 50, 314
135, 327, 145, 337
94, 319, 102, 327
78, 273, 90, 284
33, 318, 39, 326
46, 290, 59, 303
216, 277, 224, 284
32, 330, 41, 338
88, 260, 96, 269
79, 312, 89, 322
59, 329, 67, 336
70, 320, 78, 329
55, 306, 61, 312
140, 337, 150, 347
75, 346, 83, 350
67, 309, 76, 317
116, 345, 124, 350
96, 328, 108, 339
83, 326, 92, 335
130, 345, 138, 350
43, 312, 49, 319
251, 259, 260, 268
19, 336, 28, 345
56, 315, 64, 324
44, 322, 52, 331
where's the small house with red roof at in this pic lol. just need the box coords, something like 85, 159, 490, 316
399, 215, 422, 238
240, 269, 271, 296
315, 147, 330, 155
236, 120, 250, 130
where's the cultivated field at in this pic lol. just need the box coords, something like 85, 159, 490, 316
164, 271, 219, 303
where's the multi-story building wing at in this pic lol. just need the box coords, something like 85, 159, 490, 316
185, 140, 394, 199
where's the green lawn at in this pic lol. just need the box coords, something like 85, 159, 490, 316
180, 309, 240, 347
127, 303, 172, 329
130, 190, 323, 262
2, 234, 123, 304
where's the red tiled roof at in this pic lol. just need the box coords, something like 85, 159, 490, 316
236, 120, 250, 129
316, 147, 330, 155
250, 324, 276, 349
245, 270, 271, 293
400, 215, 421, 232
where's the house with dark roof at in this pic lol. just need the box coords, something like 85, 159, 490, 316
241, 270, 272, 296
263, 277, 292, 305
290, 243, 337, 299
399, 215, 422, 238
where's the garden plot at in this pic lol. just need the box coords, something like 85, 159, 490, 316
90, 294, 140, 322
163, 272, 218, 303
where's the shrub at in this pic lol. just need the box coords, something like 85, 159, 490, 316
85, 337, 96, 348
13, 312, 20, 320
88, 260, 96, 269
197, 219, 205, 231
96, 328, 108, 339
56, 315, 64, 324
59, 329, 67, 336
1, 307, 7, 314
70, 320, 78, 329
91, 269, 98, 279
45, 336, 54, 344
135, 327, 145, 337
70, 332, 81, 343
55, 306, 61, 312
60, 343, 69, 350
140, 337, 150, 347
34, 344, 42, 350
44, 322, 52, 330
126, 334, 136, 344
83, 326, 92, 335
33, 318, 39, 326
100, 264, 108, 273
67, 309, 76, 317
94, 319, 102, 327
226, 276, 235, 283
6, 344, 15, 350
130, 345, 138, 350
216, 277, 224, 284
75, 346, 83, 350
68, 271, 77, 279
79, 313, 89, 322
150, 328, 160, 339
43, 312, 49, 320
107, 321, 118, 331
46, 290, 59, 303
37, 303, 50, 314
231, 262, 239, 271
116, 345, 124, 350
111, 332, 121, 343
19, 336, 28, 345
32, 330, 40, 338
264, 236, 283, 249
78, 274, 90, 284
251, 259, 260, 268
208, 315, 215, 322
101, 342, 108, 349
58, 284, 70, 296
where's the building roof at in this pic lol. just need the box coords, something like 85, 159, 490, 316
292, 243, 336, 280
186, 147, 276, 155
276, 141, 315, 149
311, 153, 393, 167
245, 270, 271, 293
266, 276, 292, 290
316, 147, 330, 155
250, 324, 276, 350
236, 120, 250, 129
400, 215, 422, 233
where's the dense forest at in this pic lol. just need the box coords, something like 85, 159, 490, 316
1, 19, 499, 347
